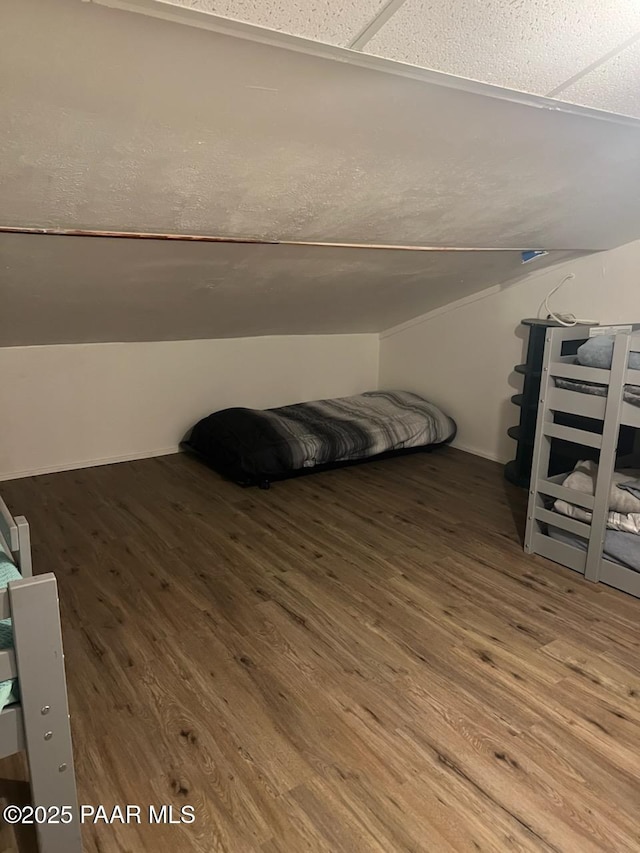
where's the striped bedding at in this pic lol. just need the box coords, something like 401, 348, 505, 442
186, 390, 456, 485
555, 376, 640, 407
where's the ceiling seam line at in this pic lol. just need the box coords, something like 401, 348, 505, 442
348, 0, 409, 50
546, 29, 640, 96
0, 227, 577, 252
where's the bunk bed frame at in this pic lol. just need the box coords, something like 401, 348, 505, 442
525, 324, 640, 598
0, 497, 81, 852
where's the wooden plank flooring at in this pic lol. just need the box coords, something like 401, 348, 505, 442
1, 448, 639, 852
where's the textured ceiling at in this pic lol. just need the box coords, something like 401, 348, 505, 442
559, 39, 640, 117
365, 0, 640, 97
0, 0, 637, 345
164, 0, 640, 117
0, 233, 580, 346
183, 0, 388, 44
4, 0, 640, 251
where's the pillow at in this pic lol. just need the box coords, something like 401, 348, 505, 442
577, 335, 640, 370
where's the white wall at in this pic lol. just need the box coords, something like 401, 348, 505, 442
379, 238, 640, 463
1, 334, 378, 480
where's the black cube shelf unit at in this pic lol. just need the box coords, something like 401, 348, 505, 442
505, 319, 562, 488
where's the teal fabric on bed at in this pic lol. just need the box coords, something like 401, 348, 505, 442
0, 547, 21, 710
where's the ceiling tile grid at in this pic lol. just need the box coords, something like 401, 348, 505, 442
168, 0, 388, 45
558, 39, 640, 117
363, 0, 640, 96
163, 0, 640, 117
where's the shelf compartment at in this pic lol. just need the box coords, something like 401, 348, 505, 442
515, 364, 540, 377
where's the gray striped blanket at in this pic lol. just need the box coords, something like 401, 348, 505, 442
186, 390, 456, 484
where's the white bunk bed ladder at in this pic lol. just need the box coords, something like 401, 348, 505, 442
525, 326, 632, 584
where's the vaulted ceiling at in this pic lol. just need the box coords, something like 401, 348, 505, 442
1, 0, 639, 345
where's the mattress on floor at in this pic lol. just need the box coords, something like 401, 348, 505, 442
185, 390, 456, 485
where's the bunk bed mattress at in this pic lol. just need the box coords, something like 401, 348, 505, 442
186, 390, 456, 483
555, 377, 640, 406
548, 525, 640, 572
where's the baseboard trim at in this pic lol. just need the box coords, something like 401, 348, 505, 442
1, 441, 504, 480
0, 447, 180, 482
450, 440, 504, 463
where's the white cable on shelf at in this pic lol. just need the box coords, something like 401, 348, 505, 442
539, 273, 598, 326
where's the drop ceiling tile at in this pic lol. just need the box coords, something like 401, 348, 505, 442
165, 0, 388, 45
557, 40, 640, 118
365, 0, 640, 96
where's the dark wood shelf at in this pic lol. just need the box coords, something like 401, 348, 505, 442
504, 459, 530, 488
505, 320, 560, 488
511, 393, 537, 409
514, 364, 541, 377
507, 425, 535, 444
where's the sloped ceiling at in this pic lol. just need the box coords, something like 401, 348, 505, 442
0, 0, 639, 345
1, 233, 580, 345
165, 0, 640, 118
4, 0, 640, 248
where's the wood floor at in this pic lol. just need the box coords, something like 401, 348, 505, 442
1, 448, 640, 852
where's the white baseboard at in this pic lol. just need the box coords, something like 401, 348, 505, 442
0, 446, 180, 482
0, 441, 505, 481
450, 440, 504, 463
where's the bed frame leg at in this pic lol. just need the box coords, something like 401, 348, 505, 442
9, 575, 82, 853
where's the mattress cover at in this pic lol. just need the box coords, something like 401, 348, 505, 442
186, 390, 456, 483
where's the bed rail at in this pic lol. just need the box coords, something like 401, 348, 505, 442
541, 422, 602, 449
550, 360, 611, 385
535, 473, 595, 510
0, 491, 80, 852
627, 366, 640, 384
0, 648, 17, 683
0, 573, 82, 852
0, 496, 32, 577
0, 705, 26, 756
546, 385, 606, 420
0, 589, 10, 621
0, 496, 19, 555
